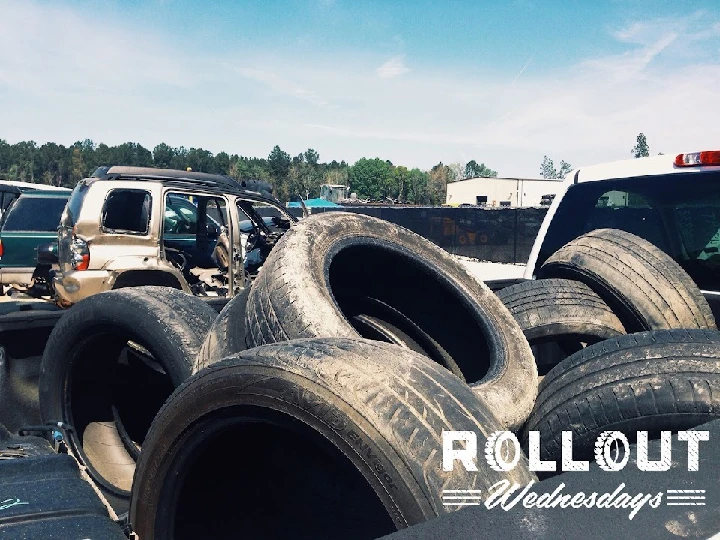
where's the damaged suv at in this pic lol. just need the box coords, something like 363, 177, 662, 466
53, 166, 295, 306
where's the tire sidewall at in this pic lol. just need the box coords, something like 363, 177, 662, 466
39, 290, 203, 497
247, 213, 537, 429
131, 365, 434, 538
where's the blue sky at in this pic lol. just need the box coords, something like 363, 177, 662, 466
1, 0, 719, 176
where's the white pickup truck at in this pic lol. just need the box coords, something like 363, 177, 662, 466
460, 150, 720, 313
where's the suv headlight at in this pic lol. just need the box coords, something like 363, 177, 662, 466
71, 237, 90, 271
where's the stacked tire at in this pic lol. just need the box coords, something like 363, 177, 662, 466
496, 228, 720, 473
129, 212, 546, 538
39, 218, 720, 537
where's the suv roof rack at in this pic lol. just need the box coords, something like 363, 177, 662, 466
88, 166, 278, 203
94, 166, 240, 190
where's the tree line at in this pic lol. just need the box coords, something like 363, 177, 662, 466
0, 139, 501, 205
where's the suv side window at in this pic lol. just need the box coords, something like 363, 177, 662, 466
164, 195, 198, 234
102, 189, 151, 234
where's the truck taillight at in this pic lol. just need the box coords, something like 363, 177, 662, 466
71, 237, 90, 271
674, 151, 720, 167
0, 240, 3, 258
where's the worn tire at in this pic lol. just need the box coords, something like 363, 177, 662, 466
130, 338, 537, 539
522, 329, 720, 464
245, 212, 537, 430
195, 287, 250, 370
538, 228, 716, 332
497, 278, 625, 373
39, 287, 216, 506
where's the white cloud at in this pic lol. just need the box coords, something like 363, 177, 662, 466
376, 56, 410, 78
1, 2, 719, 178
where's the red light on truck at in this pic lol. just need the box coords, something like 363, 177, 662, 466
675, 151, 720, 167
0, 240, 4, 258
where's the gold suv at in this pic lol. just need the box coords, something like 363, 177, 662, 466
53, 166, 295, 306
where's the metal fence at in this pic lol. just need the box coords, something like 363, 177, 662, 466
288, 206, 548, 264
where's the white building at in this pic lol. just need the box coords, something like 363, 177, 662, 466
445, 177, 565, 207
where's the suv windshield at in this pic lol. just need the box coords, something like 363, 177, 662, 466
2, 196, 69, 232
539, 171, 720, 289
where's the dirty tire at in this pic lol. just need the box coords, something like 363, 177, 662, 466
245, 212, 537, 430
195, 287, 250, 371
130, 338, 537, 539
538, 228, 716, 332
497, 278, 625, 373
39, 287, 216, 506
522, 329, 720, 464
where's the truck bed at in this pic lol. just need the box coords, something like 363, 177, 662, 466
0, 423, 126, 539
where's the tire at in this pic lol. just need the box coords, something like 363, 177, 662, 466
195, 287, 250, 370
39, 286, 216, 507
245, 212, 538, 430
538, 228, 716, 332
522, 329, 720, 465
130, 338, 537, 539
497, 278, 625, 374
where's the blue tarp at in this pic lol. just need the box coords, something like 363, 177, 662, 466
287, 198, 340, 208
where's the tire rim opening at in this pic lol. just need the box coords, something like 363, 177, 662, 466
328, 242, 491, 383
158, 409, 396, 540
68, 332, 175, 493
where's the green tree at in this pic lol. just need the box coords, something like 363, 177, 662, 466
392, 166, 409, 201
186, 147, 216, 173
428, 162, 453, 205
464, 160, 497, 179
215, 151, 230, 175
406, 168, 429, 204
288, 161, 323, 199
268, 146, 291, 179
153, 143, 175, 168
632, 133, 650, 158
303, 148, 319, 166
114, 142, 153, 167
348, 158, 393, 200
540, 156, 572, 179
71, 147, 85, 183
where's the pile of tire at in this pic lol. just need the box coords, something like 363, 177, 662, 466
495, 228, 720, 470
36, 220, 720, 539
37, 213, 544, 539
128, 212, 547, 539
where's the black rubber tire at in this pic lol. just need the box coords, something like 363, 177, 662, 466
244, 212, 537, 430
130, 338, 537, 539
522, 329, 720, 464
497, 278, 626, 373
39, 286, 216, 506
195, 287, 250, 370
538, 228, 716, 332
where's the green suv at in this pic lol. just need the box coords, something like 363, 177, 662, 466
0, 190, 70, 291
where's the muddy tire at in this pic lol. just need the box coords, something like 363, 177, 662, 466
497, 278, 625, 374
244, 212, 538, 430
538, 228, 716, 332
195, 287, 250, 370
130, 338, 537, 539
39, 287, 216, 507
522, 329, 720, 464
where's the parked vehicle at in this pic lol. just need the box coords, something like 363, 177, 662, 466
0, 190, 70, 293
53, 166, 295, 306
465, 151, 720, 300
0, 180, 69, 219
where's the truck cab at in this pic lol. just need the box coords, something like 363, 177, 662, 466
487, 151, 720, 314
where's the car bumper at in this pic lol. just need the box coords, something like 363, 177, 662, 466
53, 270, 112, 306
0, 267, 36, 287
